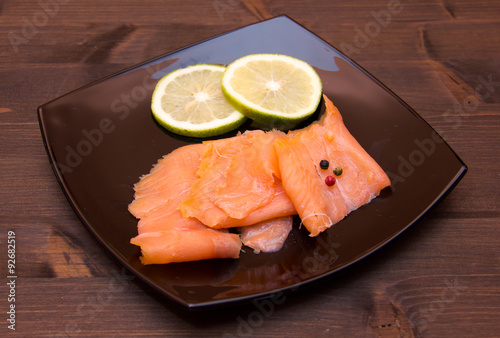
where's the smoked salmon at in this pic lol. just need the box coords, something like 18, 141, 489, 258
129, 94, 390, 264
239, 216, 293, 253
130, 229, 242, 265
179, 130, 295, 227
275, 95, 390, 236
129, 143, 295, 264
129, 144, 242, 264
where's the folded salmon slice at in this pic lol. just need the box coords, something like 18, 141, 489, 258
228, 182, 295, 227
130, 229, 242, 265
275, 95, 391, 236
180, 130, 296, 228
178, 133, 255, 227
129, 144, 242, 264
214, 131, 282, 218
129, 144, 204, 219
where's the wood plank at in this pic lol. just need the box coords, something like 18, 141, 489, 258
3, 19, 499, 64
9, 216, 500, 336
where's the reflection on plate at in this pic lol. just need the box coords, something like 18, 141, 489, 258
38, 15, 467, 309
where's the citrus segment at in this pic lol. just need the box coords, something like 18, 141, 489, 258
151, 64, 246, 138
221, 54, 322, 128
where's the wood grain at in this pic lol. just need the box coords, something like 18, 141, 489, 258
1, 0, 499, 336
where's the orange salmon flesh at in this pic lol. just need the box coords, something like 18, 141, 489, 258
129, 95, 390, 264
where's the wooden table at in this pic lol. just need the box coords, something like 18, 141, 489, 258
1, 0, 499, 336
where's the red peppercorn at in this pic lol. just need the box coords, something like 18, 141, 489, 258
325, 175, 336, 186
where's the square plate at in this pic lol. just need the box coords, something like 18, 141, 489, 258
38, 15, 467, 309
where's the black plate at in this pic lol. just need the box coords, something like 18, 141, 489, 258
38, 15, 467, 309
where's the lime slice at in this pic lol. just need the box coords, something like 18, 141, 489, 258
151, 64, 247, 138
221, 54, 322, 128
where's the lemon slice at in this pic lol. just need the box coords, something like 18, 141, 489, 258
221, 54, 322, 128
151, 64, 246, 138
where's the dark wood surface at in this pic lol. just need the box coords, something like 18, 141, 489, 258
1, 0, 499, 336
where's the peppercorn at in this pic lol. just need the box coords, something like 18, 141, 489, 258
325, 175, 336, 186
333, 166, 343, 176
320, 160, 329, 170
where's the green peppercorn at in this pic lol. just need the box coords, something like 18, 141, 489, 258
333, 166, 343, 176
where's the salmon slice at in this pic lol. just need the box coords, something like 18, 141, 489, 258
180, 130, 296, 228
129, 143, 204, 219
240, 216, 293, 253
130, 229, 242, 265
213, 131, 281, 219
275, 95, 391, 236
179, 131, 257, 227
226, 181, 296, 227
128, 143, 242, 264
135, 203, 207, 234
